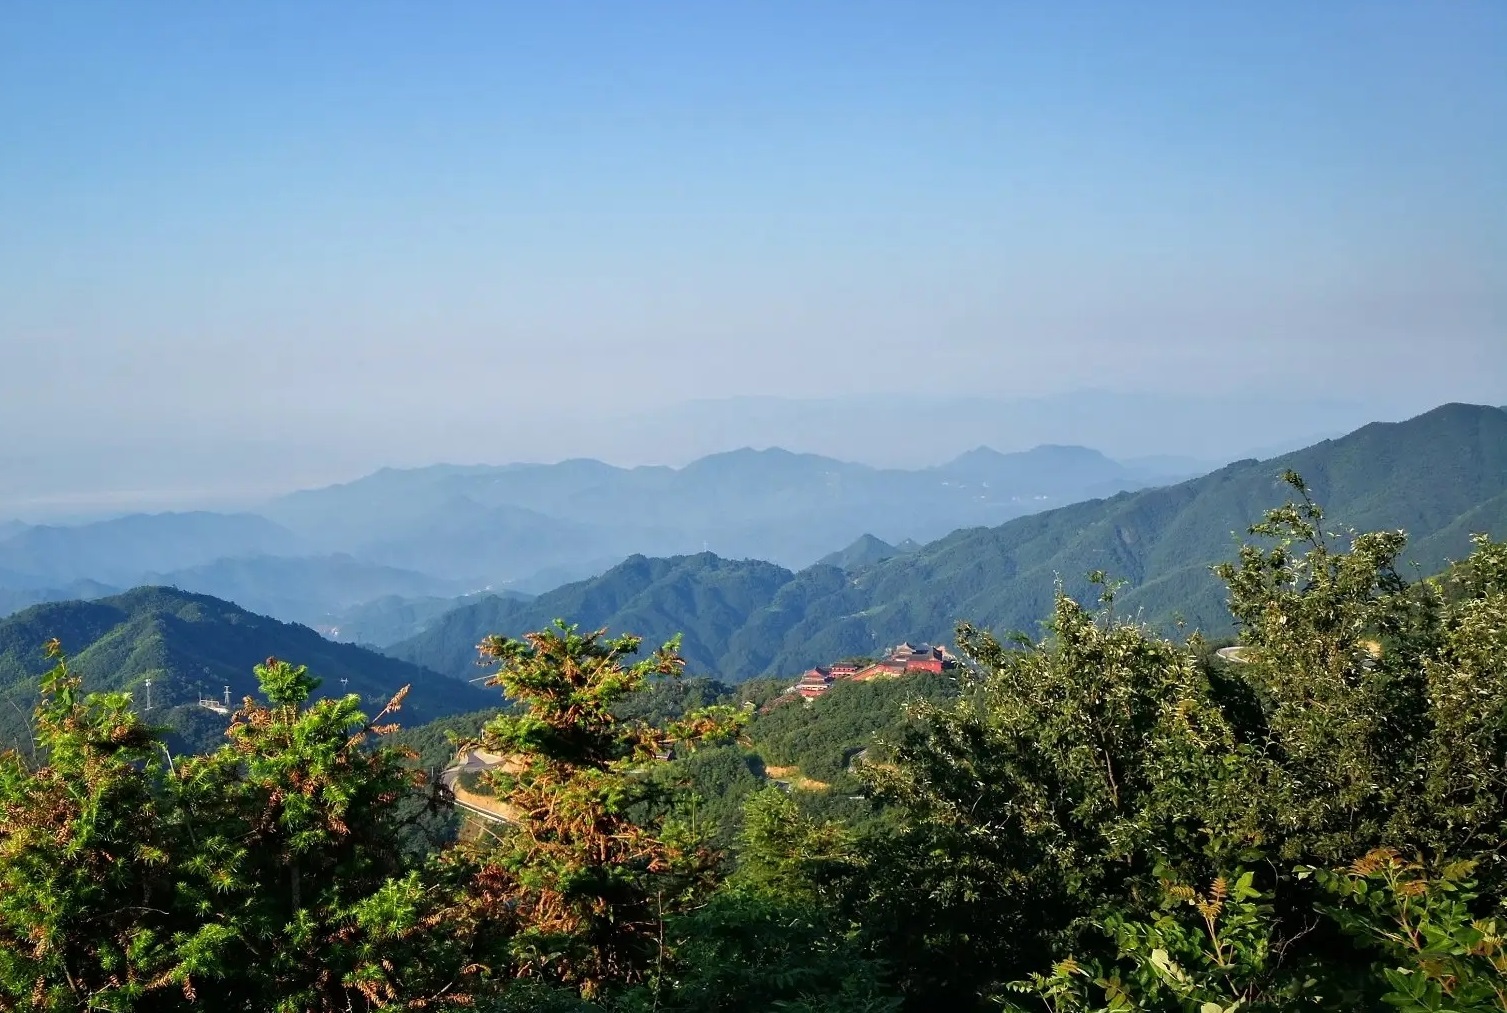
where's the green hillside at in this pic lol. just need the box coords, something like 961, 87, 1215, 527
388, 553, 794, 678
388, 667, 956, 847
393, 404, 1507, 683
757, 402, 1507, 670
0, 586, 494, 755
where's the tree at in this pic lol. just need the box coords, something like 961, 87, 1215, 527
1212, 476, 1507, 877
168, 657, 472, 1011
627, 787, 896, 1013
459, 622, 742, 999
0, 647, 478, 1012
962, 478, 1507, 1011
840, 583, 1231, 1009
0, 640, 175, 1011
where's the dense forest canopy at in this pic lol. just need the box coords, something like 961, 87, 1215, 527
1, 475, 1505, 1011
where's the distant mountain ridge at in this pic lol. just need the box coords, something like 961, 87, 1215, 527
0, 579, 120, 620
138, 554, 468, 628
322, 588, 535, 648
260, 442, 1187, 584
589, 391, 1411, 467
934, 444, 1132, 494
390, 404, 1507, 683
0, 441, 1194, 629
0, 512, 302, 585
0, 586, 494, 755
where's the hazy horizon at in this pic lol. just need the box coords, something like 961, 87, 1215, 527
0, 391, 1493, 521
2, 4, 1503, 517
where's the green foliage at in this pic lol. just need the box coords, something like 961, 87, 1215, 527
637, 888, 901, 1013
612, 675, 735, 727
655, 743, 766, 848
1211, 475, 1507, 873
461, 622, 743, 998
256, 655, 320, 705
895, 480, 1507, 1011
0, 641, 171, 1011
834, 588, 1228, 1009
753, 674, 958, 787
4, 463, 1507, 1012
734, 787, 865, 906
998, 871, 1333, 1013
1310, 851, 1507, 1012
0, 643, 480, 1011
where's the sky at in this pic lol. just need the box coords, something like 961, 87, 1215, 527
0, 2, 1503, 511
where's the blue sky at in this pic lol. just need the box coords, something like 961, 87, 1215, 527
0, 2, 1503, 505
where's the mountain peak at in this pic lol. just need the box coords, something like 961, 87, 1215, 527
816, 533, 915, 572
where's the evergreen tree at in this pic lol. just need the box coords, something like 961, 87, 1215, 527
168, 658, 470, 1011
459, 622, 741, 999
0, 640, 175, 1010
0, 649, 478, 1011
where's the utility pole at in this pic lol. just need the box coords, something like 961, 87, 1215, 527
223, 685, 231, 708
143, 678, 152, 711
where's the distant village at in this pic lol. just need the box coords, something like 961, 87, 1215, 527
774, 641, 958, 706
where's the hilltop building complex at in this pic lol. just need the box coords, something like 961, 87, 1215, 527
790, 642, 956, 700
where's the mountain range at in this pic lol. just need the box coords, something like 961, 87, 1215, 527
388, 403, 1507, 683
0, 512, 301, 585
0, 443, 1194, 627
0, 402, 1499, 760
259, 442, 1188, 580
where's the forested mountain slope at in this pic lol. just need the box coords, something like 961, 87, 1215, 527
387, 553, 795, 678
758, 402, 1507, 669
394, 404, 1507, 682
0, 587, 493, 754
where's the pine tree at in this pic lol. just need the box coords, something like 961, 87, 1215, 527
0, 648, 479, 1012
459, 622, 740, 998
0, 641, 176, 1011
